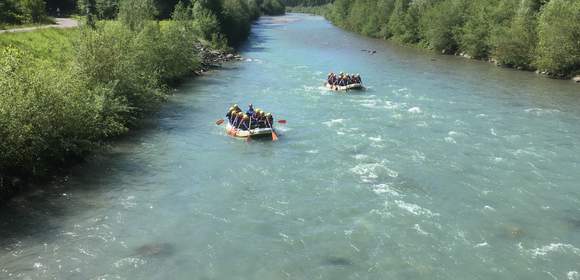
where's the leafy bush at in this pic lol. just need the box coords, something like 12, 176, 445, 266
0, 0, 23, 25
220, 0, 252, 46
535, 0, 580, 76
0, 46, 127, 177
20, 0, 48, 23
490, 3, 537, 68
118, 0, 158, 31
419, 0, 464, 52
1, 0, 261, 184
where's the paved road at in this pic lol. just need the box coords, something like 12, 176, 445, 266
0, 18, 78, 34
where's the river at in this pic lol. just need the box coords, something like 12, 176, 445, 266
1, 14, 580, 280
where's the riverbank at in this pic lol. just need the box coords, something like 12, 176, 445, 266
288, 1, 580, 81
0, 0, 258, 202
2, 14, 580, 279
0, 42, 240, 201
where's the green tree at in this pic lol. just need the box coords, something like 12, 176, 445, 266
536, 0, 580, 76
261, 0, 285, 15
0, 0, 22, 24
220, 0, 252, 45
118, 0, 158, 31
96, 0, 119, 19
458, 1, 493, 59
21, 0, 48, 23
490, 2, 537, 68
420, 0, 464, 52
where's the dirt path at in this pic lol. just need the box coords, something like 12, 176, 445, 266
0, 18, 79, 34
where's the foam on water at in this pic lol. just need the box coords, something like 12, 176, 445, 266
408, 107, 422, 114
525, 108, 561, 116
322, 118, 345, 127
2, 13, 580, 280
525, 243, 580, 258
371, 183, 401, 197
394, 200, 439, 217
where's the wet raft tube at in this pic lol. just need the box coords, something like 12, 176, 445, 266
226, 121, 273, 138
326, 83, 364, 91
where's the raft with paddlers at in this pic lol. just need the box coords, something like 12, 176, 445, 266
216, 104, 286, 141
225, 121, 273, 138
325, 83, 364, 91
326, 72, 364, 91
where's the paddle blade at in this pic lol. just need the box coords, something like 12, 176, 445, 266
277, 120, 287, 124
216, 119, 224, 125
272, 131, 278, 141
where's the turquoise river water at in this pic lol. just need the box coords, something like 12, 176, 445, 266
1, 14, 580, 280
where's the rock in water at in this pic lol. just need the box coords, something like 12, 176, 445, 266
133, 242, 174, 258
573, 75, 580, 83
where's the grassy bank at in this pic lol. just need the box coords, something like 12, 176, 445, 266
286, 0, 580, 79
0, 0, 273, 200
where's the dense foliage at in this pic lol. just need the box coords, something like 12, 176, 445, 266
0, 0, 264, 184
0, 0, 50, 27
281, 0, 332, 6
290, 0, 579, 78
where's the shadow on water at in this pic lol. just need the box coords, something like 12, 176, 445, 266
238, 16, 293, 53
322, 256, 354, 267
0, 151, 146, 248
0, 100, 182, 247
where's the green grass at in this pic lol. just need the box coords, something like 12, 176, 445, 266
0, 28, 77, 64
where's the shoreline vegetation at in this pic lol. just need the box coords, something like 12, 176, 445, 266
284, 0, 580, 81
0, 0, 286, 201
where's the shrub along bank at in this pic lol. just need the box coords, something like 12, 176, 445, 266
285, 0, 580, 79
0, 0, 282, 199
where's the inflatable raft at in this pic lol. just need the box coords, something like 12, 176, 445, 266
325, 83, 364, 91
226, 121, 274, 138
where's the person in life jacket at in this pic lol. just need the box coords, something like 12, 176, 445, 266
251, 110, 261, 129
256, 112, 265, 128
241, 114, 250, 130
247, 104, 255, 116
265, 113, 274, 127
230, 111, 239, 126
339, 74, 347, 86
226, 106, 235, 121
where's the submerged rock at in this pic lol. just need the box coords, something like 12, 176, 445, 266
506, 225, 525, 239
133, 242, 174, 258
